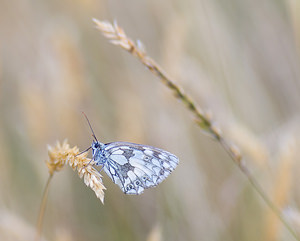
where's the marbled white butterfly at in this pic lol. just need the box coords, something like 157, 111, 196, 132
82, 113, 179, 195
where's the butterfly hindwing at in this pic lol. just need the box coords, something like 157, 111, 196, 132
103, 142, 179, 195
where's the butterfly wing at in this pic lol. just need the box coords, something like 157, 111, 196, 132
102, 142, 179, 195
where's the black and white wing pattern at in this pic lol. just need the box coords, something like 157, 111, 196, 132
102, 142, 179, 195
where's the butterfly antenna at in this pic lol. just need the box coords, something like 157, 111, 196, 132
82, 112, 98, 142
75, 146, 92, 157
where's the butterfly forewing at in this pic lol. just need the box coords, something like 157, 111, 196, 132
102, 142, 179, 195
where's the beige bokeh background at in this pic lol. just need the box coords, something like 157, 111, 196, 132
0, 0, 300, 240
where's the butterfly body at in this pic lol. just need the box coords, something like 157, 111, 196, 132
91, 140, 179, 195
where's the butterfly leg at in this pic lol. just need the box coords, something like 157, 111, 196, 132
85, 154, 106, 169
98, 164, 105, 173
83, 158, 94, 168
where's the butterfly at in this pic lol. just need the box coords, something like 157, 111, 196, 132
81, 113, 179, 195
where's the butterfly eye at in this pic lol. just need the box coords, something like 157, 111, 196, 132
159, 170, 164, 175
93, 142, 100, 149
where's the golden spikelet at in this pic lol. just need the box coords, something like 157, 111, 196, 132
46, 140, 105, 203
93, 19, 138, 53
46, 140, 77, 175
37, 141, 105, 241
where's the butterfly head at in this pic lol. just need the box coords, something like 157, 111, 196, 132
91, 141, 103, 151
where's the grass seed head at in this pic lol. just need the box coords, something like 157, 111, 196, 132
46, 140, 106, 203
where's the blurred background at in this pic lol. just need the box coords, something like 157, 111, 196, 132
1, 0, 300, 240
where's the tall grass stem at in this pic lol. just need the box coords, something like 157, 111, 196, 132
94, 19, 299, 241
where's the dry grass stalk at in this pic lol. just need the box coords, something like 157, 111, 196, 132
93, 19, 299, 241
36, 140, 105, 241
93, 18, 241, 163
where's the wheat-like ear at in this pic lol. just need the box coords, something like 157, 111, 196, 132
93, 19, 300, 241
36, 140, 105, 241
46, 140, 105, 203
